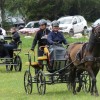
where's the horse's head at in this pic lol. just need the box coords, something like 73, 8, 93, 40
92, 25, 100, 39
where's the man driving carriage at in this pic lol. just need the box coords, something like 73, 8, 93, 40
0, 27, 22, 71
47, 20, 68, 71
3, 27, 21, 58
47, 20, 68, 45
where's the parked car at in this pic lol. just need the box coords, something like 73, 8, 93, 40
4, 17, 25, 30
58, 15, 87, 35
19, 21, 39, 34
46, 20, 52, 30
92, 18, 100, 27
86, 18, 100, 36
19, 20, 52, 34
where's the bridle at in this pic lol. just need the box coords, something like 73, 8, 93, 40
93, 25, 100, 38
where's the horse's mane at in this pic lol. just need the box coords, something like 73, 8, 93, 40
67, 42, 84, 54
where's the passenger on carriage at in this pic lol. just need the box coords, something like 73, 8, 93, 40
31, 19, 50, 72
3, 27, 21, 58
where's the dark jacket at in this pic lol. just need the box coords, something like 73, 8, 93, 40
47, 31, 67, 45
10, 32, 20, 46
31, 28, 50, 49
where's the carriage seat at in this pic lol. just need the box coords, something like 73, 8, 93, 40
38, 46, 50, 61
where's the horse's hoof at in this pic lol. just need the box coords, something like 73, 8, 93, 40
76, 87, 81, 92
73, 91, 77, 95
95, 93, 99, 97
91, 92, 94, 96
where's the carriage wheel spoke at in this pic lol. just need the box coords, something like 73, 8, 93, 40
24, 71, 32, 94
37, 70, 46, 95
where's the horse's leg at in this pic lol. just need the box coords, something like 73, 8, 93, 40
76, 70, 83, 92
93, 67, 99, 96
87, 66, 96, 95
70, 67, 76, 94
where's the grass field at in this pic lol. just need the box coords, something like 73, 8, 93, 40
0, 35, 100, 100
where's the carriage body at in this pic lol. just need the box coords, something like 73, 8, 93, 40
24, 44, 90, 95
48, 44, 67, 72
0, 36, 22, 71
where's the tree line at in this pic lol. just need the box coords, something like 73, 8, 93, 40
0, 0, 100, 24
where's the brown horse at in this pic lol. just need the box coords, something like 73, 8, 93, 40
67, 25, 100, 96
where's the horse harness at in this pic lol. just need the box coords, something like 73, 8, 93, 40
75, 42, 100, 64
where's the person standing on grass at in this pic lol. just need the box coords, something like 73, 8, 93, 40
31, 19, 50, 72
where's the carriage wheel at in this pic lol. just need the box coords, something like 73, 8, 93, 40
14, 56, 22, 71
81, 71, 91, 92
37, 70, 46, 95
24, 70, 32, 94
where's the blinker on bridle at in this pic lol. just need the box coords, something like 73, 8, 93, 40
94, 26, 100, 38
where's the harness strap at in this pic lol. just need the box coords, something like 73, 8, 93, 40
76, 42, 88, 63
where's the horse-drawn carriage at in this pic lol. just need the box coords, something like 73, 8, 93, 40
24, 44, 91, 95
0, 36, 22, 71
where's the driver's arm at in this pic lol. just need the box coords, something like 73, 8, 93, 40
60, 33, 68, 44
31, 32, 38, 50
47, 33, 54, 45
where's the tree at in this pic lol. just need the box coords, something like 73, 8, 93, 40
1, 0, 100, 24
0, 0, 5, 25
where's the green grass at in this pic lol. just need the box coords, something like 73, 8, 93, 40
0, 35, 100, 100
